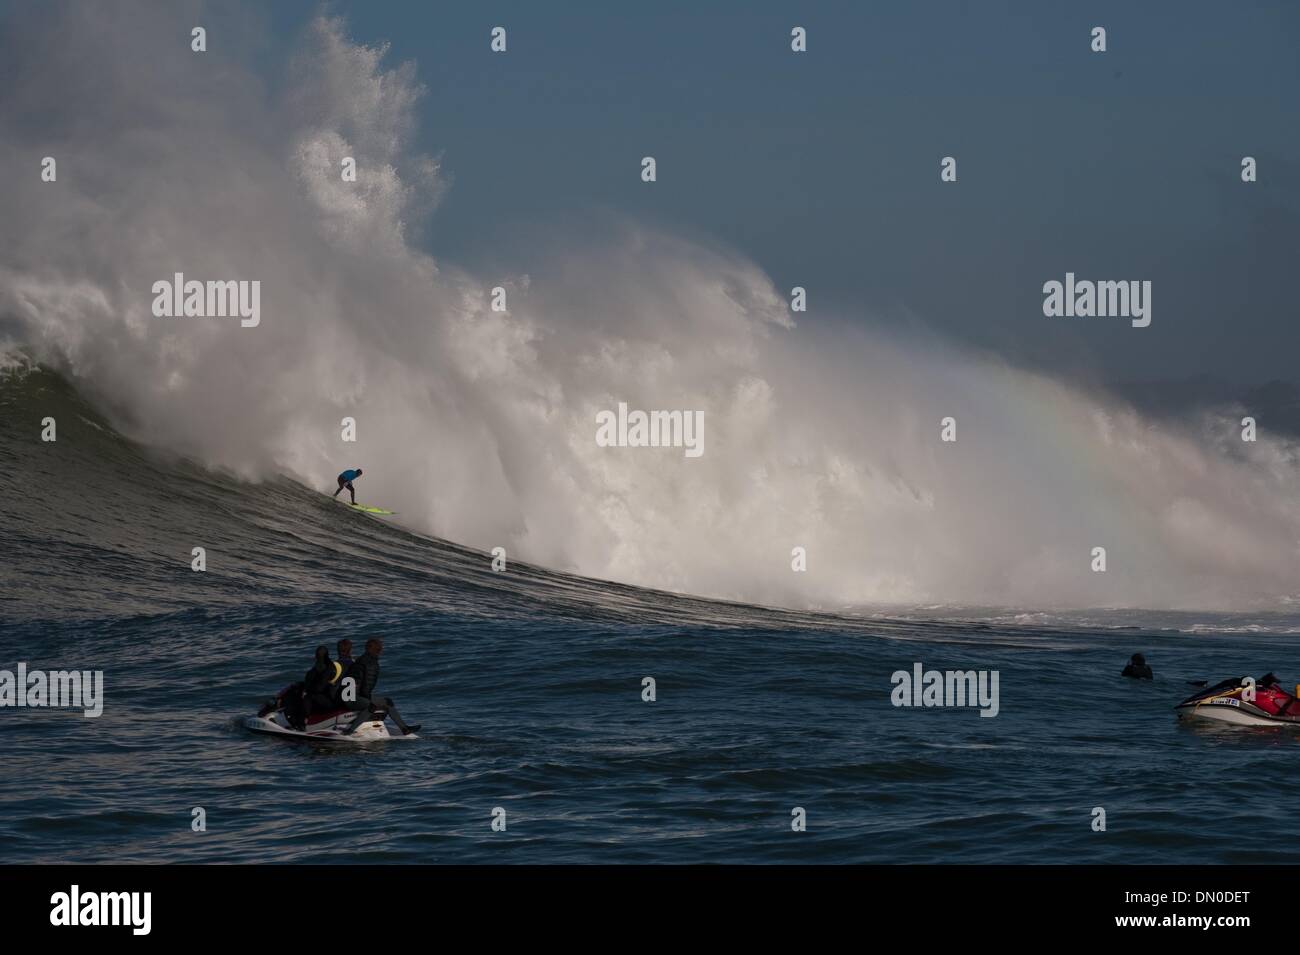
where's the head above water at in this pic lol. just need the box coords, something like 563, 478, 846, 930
1130, 653, 1145, 666
365, 637, 383, 656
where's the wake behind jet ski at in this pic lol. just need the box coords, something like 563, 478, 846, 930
1175, 674, 1300, 727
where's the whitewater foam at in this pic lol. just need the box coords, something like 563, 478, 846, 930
2, 5, 1299, 613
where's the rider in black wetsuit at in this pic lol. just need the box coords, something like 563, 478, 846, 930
303, 645, 340, 718
1121, 653, 1153, 679
340, 638, 419, 736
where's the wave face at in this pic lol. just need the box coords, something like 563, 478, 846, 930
0, 362, 849, 629
2, 2, 1300, 615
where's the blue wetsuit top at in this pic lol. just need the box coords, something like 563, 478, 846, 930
339, 469, 361, 482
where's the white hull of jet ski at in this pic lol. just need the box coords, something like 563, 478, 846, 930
1174, 697, 1298, 727
244, 707, 418, 741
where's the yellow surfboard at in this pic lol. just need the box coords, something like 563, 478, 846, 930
345, 503, 395, 515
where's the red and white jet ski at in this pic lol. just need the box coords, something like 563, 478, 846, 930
1175, 676, 1300, 727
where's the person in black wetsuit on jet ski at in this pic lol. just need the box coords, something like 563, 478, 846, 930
340, 638, 420, 736
303, 645, 342, 718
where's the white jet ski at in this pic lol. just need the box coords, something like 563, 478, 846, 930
245, 703, 419, 741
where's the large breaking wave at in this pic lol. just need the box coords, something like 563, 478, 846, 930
2, 2, 1298, 612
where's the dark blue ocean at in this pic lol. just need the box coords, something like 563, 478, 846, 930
3, 367, 1299, 864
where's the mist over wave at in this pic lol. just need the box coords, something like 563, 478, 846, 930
2, 2, 1298, 612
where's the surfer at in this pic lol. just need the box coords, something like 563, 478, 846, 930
340, 638, 420, 736
1121, 653, 1153, 679
332, 467, 363, 505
